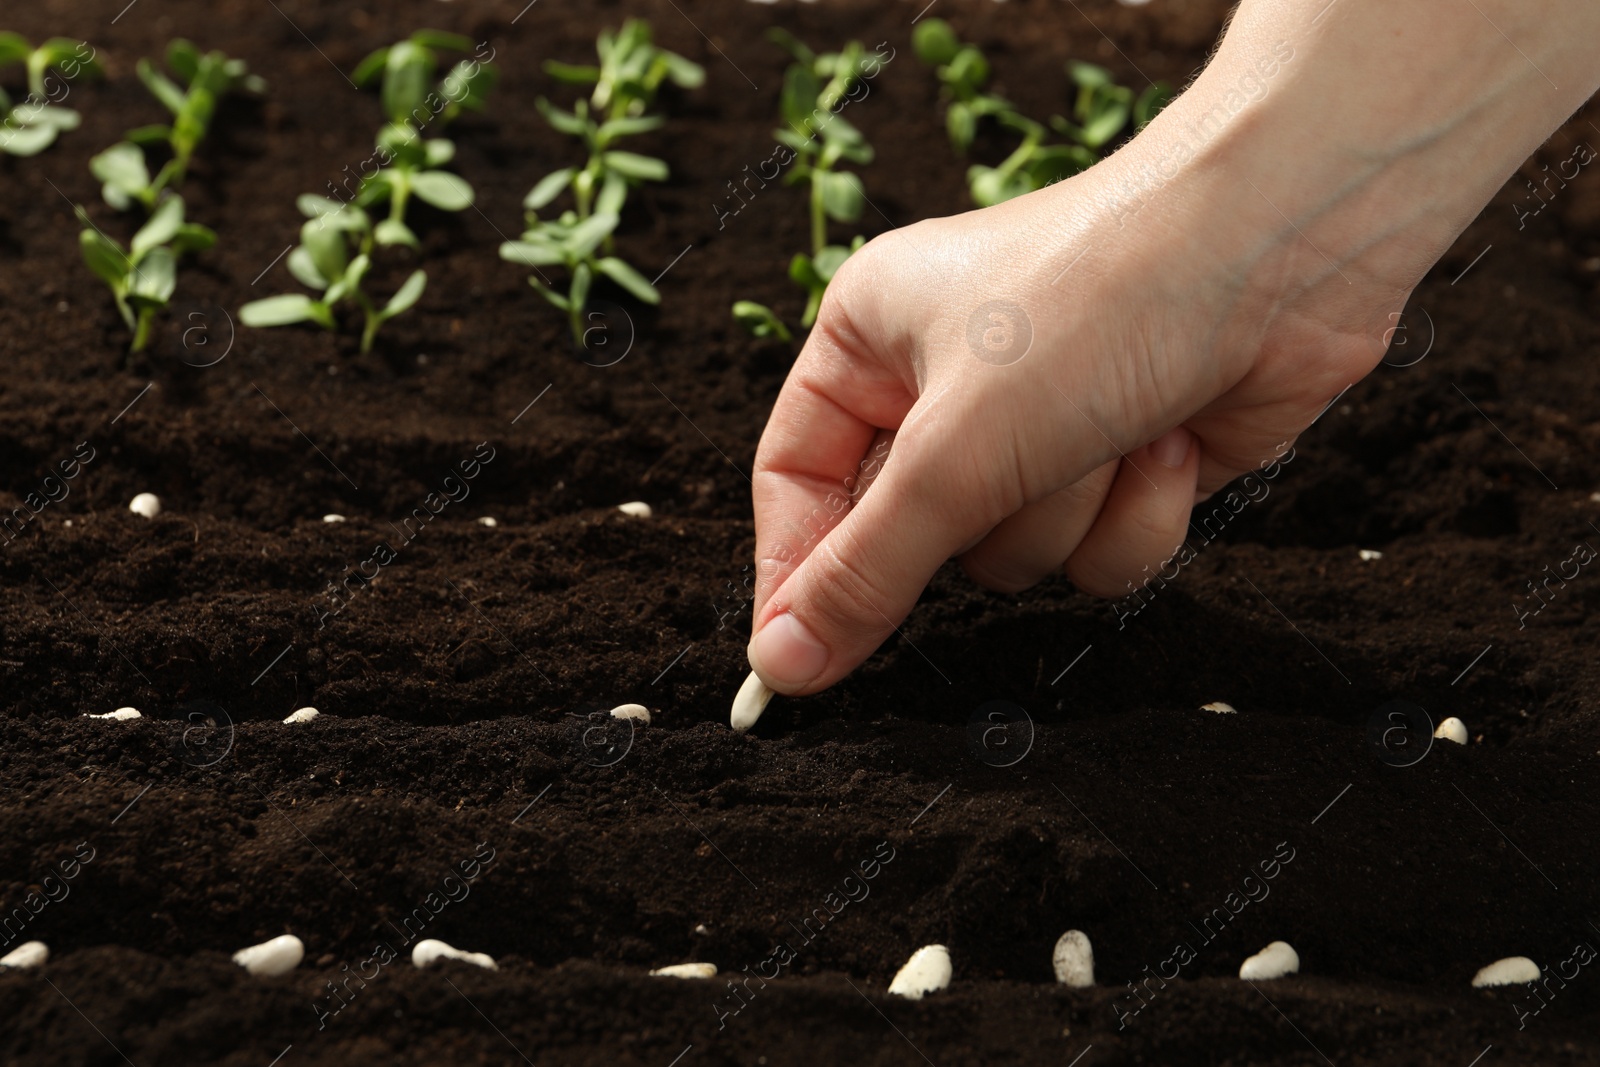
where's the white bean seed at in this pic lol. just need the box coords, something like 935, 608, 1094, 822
1434, 717, 1468, 745
0, 941, 48, 969
617, 501, 653, 518
888, 944, 951, 999
610, 703, 651, 724
284, 708, 320, 724
412, 939, 498, 971
1052, 930, 1094, 988
322, 514, 346, 523
650, 962, 717, 979
1358, 549, 1384, 561
477, 516, 498, 527
232, 934, 304, 977
1473, 956, 1539, 988
730, 671, 774, 733
1201, 702, 1237, 714
86, 708, 141, 721
129, 493, 162, 519
1239, 940, 1299, 980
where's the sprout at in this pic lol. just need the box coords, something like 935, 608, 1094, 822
506, 21, 695, 345
77, 195, 215, 352
239, 196, 427, 354
732, 34, 876, 340
913, 18, 1169, 207
351, 31, 495, 247
352, 30, 496, 129
0, 35, 101, 156
96, 40, 263, 209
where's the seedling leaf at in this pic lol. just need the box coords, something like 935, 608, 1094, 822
544, 61, 601, 85
410, 170, 474, 210
381, 269, 428, 318
374, 217, 420, 248
127, 246, 177, 308
602, 150, 668, 182
565, 211, 619, 259
500, 240, 564, 267
131, 195, 185, 256
136, 58, 186, 114
911, 19, 960, 66
240, 293, 322, 327
288, 247, 328, 290
525, 167, 576, 210
79, 227, 129, 288
732, 300, 792, 342
90, 142, 151, 198
596, 256, 660, 304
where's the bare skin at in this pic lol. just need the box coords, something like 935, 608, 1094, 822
747, 0, 1600, 696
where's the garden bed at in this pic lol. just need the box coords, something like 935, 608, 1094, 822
1, 0, 1598, 1064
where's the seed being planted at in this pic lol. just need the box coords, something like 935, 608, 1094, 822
233, 934, 304, 977
1473, 956, 1539, 988
730, 671, 774, 733
617, 501, 652, 518
1239, 940, 1299, 980
888, 944, 952, 1000
86, 707, 141, 721
412, 938, 497, 971
129, 493, 161, 518
611, 703, 651, 724
1434, 717, 1468, 745
284, 707, 320, 724
0, 941, 48, 969
1052, 930, 1094, 988
650, 962, 717, 979
1201, 702, 1237, 714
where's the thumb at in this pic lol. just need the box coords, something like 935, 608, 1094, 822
748, 405, 995, 695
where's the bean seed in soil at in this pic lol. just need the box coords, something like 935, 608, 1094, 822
128, 493, 161, 518
616, 501, 652, 518
232, 935, 304, 977
0, 941, 48, 969
284, 708, 320, 724
1052, 931, 1094, 987
650, 963, 717, 979
888, 945, 951, 999
1434, 717, 1468, 745
1239, 941, 1299, 980
610, 703, 650, 724
730, 671, 774, 733
1473, 956, 1540, 987
86, 708, 141, 721
412, 939, 497, 971
1201, 702, 1237, 714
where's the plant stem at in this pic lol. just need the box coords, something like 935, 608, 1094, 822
809, 165, 828, 255
356, 292, 379, 354
131, 308, 154, 353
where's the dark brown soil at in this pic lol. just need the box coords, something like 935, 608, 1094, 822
1, 1, 1598, 1064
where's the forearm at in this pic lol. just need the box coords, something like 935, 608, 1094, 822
1081, 0, 1600, 328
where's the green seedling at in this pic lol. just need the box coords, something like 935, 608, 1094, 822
543, 18, 704, 121
733, 34, 875, 339
349, 32, 495, 248
506, 21, 698, 345
77, 195, 215, 352
913, 18, 1168, 207
500, 208, 658, 347
92, 39, 263, 209
356, 121, 476, 248
0, 34, 100, 155
239, 197, 427, 354
353, 29, 496, 129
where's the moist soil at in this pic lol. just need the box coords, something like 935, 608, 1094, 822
1, 1, 1599, 1064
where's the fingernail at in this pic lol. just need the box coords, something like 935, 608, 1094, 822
1149, 426, 1192, 468
748, 613, 829, 694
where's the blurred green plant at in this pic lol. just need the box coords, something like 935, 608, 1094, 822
91, 40, 263, 209
351, 30, 495, 247
733, 31, 880, 340
77, 196, 215, 352
0, 34, 100, 156
912, 18, 1169, 206
503, 20, 702, 345
239, 197, 427, 354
